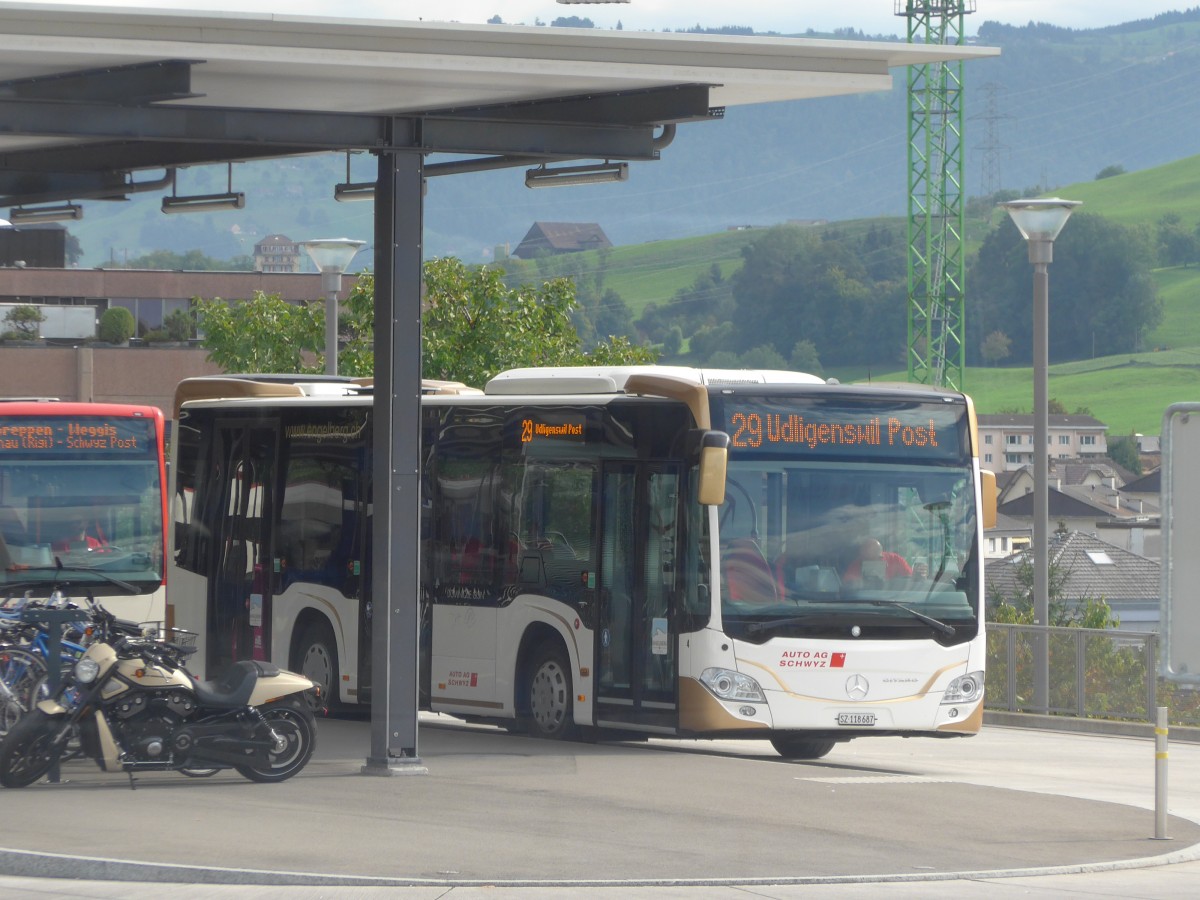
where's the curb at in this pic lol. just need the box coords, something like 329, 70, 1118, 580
984, 710, 1200, 743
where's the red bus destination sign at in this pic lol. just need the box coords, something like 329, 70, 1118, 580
0, 417, 154, 455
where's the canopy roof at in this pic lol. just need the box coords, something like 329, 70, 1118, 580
0, 2, 998, 206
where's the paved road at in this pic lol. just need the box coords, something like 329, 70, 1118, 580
0, 714, 1198, 897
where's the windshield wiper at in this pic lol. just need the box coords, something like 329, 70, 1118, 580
744, 612, 838, 635
865, 599, 955, 636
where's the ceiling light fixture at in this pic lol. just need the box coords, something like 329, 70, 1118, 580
524, 161, 629, 189
335, 150, 375, 202
334, 182, 375, 202
162, 162, 245, 214
9, 203, 83, 224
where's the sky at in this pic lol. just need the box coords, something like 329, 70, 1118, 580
31, 1, 1194, 37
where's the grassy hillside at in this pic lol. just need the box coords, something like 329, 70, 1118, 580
851, 352, 1200, 437
1044, 154, 1200, 230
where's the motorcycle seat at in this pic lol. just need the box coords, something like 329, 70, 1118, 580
193, 659, 282, 708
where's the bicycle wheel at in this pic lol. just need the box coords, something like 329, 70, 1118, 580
0, 647, 49, 738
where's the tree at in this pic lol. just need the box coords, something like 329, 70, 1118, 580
98, 306, 136, 344
195, 291, 324, 373
728, 225, 905, 367
1157, 213, 1200, 267
967, 213, 1161, 364
335, 259, 655, 386
1095, 164, 1125, 180
1107, 433, 1143, 476
979, 330, 1011, 366
115, 248, 254, 271
3, 304, 44, 340
789, 339, 822, 375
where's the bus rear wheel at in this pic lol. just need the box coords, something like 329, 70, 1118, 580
525, 643, 577, 740
770, 734, 837, 760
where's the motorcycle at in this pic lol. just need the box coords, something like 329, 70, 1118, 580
0, 591, 319, 788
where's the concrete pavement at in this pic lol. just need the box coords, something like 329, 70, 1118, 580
0, 713, 1198, 897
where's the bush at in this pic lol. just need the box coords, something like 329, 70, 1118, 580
98, 307, 136, 344
164, 308, 195, 342
3, 304, 45, 339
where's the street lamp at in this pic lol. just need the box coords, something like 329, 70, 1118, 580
999, 197, 1080, 712
301, 238, 365, 376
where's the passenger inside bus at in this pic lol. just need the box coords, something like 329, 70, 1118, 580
841, 537, 912, 586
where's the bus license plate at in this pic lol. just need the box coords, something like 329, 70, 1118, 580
837, 712, 876, 726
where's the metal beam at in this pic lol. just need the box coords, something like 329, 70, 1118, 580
431, 83, 717, 125
0, 101, 664, 160
0, 141, 321, 175
0, 59, 200, 105
0, 170, 132, 206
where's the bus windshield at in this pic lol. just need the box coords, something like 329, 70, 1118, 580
713, 392, 979, 644
0, 412, 165, 595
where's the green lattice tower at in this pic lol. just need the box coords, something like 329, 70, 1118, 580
899, 1, 973, 390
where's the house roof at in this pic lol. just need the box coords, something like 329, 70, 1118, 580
998, 486, 1120, 520
986, 531, 1159, 604
1050, 458, 1135, 487
1122, 468, 1161, 493
514, 222, 612, 256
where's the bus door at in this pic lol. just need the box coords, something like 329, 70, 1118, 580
207, 422, 278, 674
595, 462, 680, 731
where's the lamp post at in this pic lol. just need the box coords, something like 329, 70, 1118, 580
999, 197, 1080, 712
301, 238, 366, 375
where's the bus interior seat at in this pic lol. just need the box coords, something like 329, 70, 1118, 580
722, 537, 779, 604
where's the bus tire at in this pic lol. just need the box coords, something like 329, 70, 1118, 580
769, 734, 837, 760
526, 642, 577, 741
296, 622, 339, 714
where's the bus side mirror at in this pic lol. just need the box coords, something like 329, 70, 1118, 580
980, 469, 997, 530
697, 431, 730, 506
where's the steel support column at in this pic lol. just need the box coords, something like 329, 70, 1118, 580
363, 146, 426, 775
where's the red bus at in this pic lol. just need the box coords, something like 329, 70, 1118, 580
0, 400, 168, 624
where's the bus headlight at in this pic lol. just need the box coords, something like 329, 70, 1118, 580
700, 668, 765, 703
942, 671, 984, 704
74, 657, 101, 684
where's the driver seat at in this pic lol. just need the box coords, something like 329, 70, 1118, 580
722, 537, 779, 604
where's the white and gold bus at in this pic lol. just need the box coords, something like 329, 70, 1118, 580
169, 366, 995, 758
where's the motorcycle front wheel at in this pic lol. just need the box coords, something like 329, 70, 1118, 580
236, 700, 316, 784
0, 709, 63, 788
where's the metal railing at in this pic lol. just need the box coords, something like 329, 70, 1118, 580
985, 623, 1171, 724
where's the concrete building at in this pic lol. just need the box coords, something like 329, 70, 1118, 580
978, 413, 1108, 474
0, 266, 347, 416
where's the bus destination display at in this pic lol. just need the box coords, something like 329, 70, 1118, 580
0, 417, 154, 455
512, 412, 587, 446
721, 398, 965, 461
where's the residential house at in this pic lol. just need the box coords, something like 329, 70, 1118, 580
254, 234, 302, 273
985, 530, 1160, 633
512, 222, 612, 259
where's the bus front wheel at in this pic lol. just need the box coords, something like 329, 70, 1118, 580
297, 622, 339, 714
769, 734, 837, 760
526, 643, 577, 740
